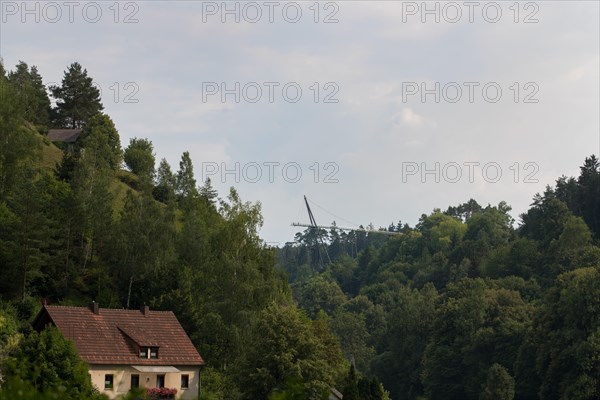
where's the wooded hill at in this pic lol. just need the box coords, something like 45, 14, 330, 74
278, 157, 600, 400
0, 60, 599, 400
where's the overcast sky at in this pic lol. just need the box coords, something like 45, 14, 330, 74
1, 1, 599, 244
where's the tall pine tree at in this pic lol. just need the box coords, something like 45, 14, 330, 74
50, 62, 103, 129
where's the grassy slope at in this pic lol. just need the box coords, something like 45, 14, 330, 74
39, 139, 183, 229
40, 140, 134, 216
40, 140, 63, 170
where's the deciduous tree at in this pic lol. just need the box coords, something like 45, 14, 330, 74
124, 137, 155, 183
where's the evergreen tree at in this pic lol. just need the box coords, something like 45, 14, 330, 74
341, 365, 389, 400
55, 151, 78, 182
520, 190, 573, 246
7, 168, 54, 300
176, 151, 198, 207
2, 63, 600, 400
0, 59, 6, 79
342, 365, 360, 400
153, 158, 177, 203
7, 61, 51, 128
50, 62, 103, 128
200, 177, 218, 205
0, 77, 42, 199
576, 155, 600, 239
28, 66, 51, 126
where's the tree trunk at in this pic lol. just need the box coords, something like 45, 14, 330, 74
21, 216, 30, 301
126, 275, 134, 309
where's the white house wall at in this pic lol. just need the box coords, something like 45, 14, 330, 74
88, 365, 200, 399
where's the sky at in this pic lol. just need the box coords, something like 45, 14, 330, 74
1, 0, 599, 245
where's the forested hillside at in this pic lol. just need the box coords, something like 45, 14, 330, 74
0, 60, 599, 400
0, 61, 356, 400
279, 158, 600, 400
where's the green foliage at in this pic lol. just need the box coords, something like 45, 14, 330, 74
524, 267, 600, 400
153, 158, 177, 203
2, 168, 55, 299
237, 303, 344, 400
0, 375, 106, 400
7, 61, 51, 129
55, 150, 78, 181
0, 301, 20, 355
2, 327, 99, 399
3, 59, 600, 400
83, 113, 123, 171
198, 366, 231, 400
330, 295, 382, 373
50, 62, 103, 129
71, 122, 115, 269
176, 151, 198, 205
342, 365, 360, 400
520, 193, 572, 246
419, 211, 467, 254
295, 275, 347, 318
342, 365, 389, 400
108, 190, 176, 308
483, 238, 541, 279
0, 78, 43, 199
124, 137, 155, 183
200, 178, 218, 206
371, 285, 438, 400
117, 169, 141, 191
575, 156, 600, 239
268, 377, 313, 400
276, 158, 600, 400
421, 279, 531, 399
549, 215, 600, 276
479, 363, 515, 400
117, 387, 147, 400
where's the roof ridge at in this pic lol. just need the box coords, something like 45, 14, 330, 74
45, 305, 174, 313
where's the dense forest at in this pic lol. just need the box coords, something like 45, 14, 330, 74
0, 60, 598, 400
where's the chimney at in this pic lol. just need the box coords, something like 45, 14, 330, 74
90, 301, 100, 315
141, 303, 149, 317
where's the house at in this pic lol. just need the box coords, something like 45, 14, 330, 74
47, 128, 83, 143
47, 128, 83, 151
32, 303, 204, 399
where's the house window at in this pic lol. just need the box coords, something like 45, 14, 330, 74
104, 374, 114, 390
181, 374, 189, 389
157, 374, 165, 388
139, 346, 159, 359
131, 374, 139, 388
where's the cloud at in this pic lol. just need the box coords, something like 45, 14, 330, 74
399, 108, 424, 126
565, 56, 600, 81
1, 1, 597, 243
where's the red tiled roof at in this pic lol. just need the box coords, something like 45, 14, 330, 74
33, 305, 204, 366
